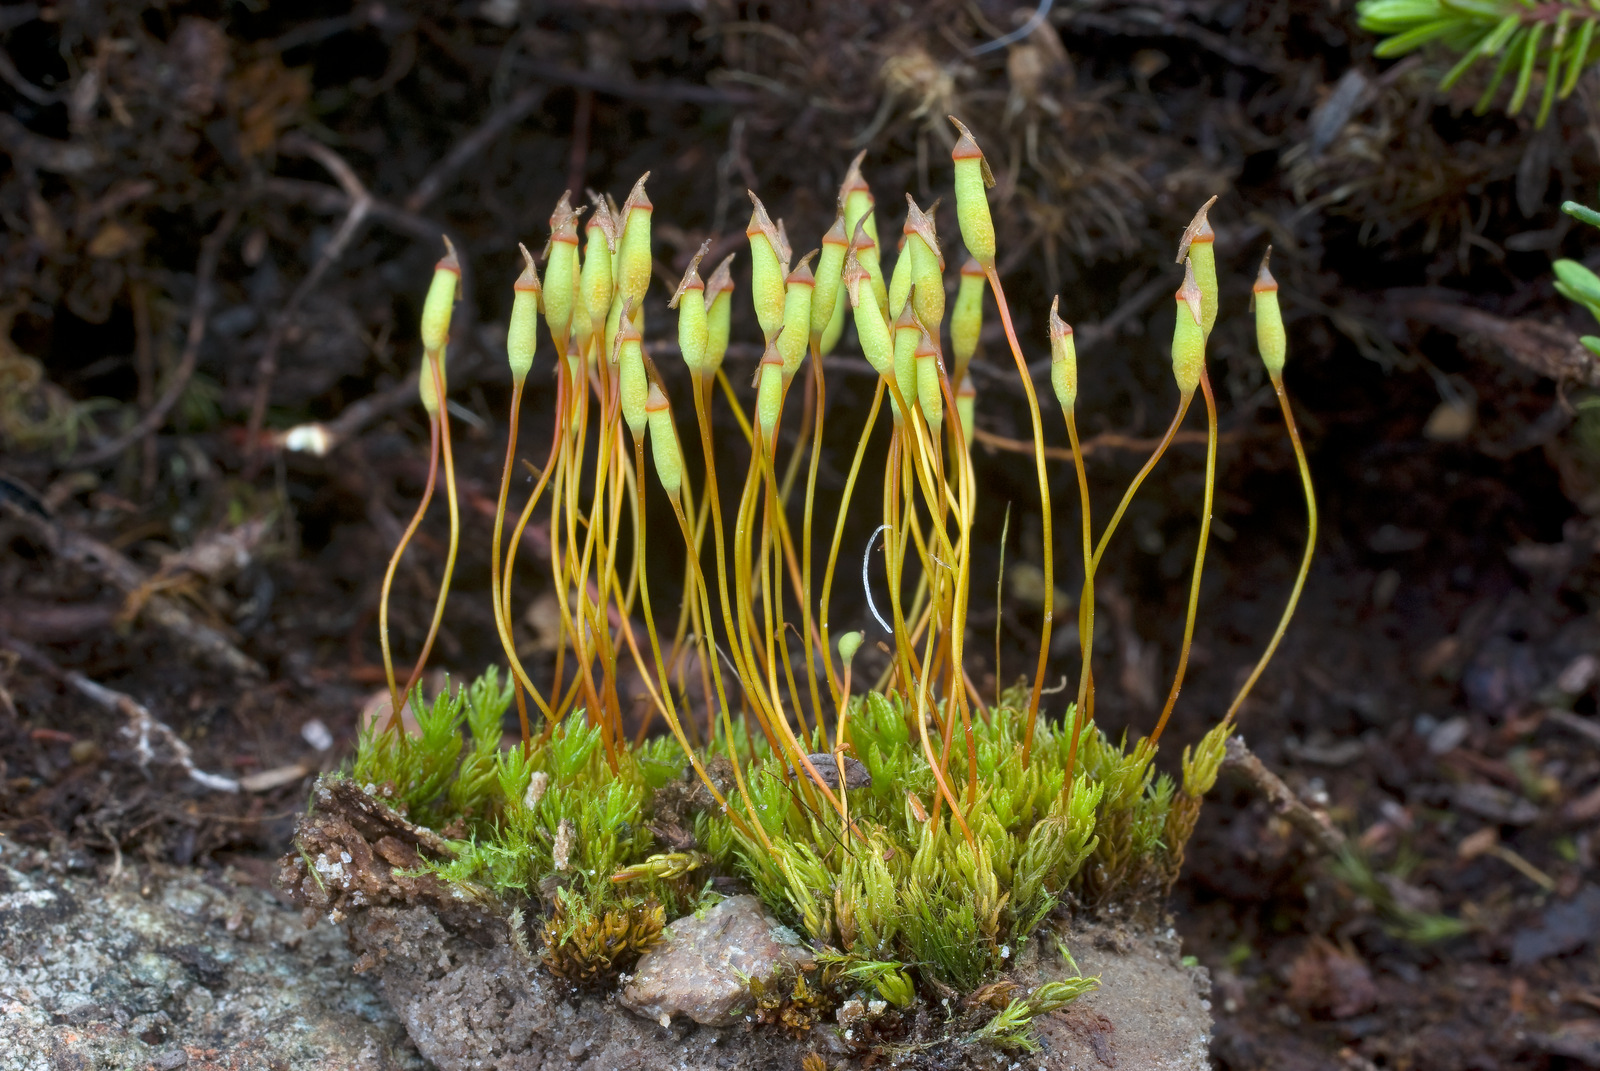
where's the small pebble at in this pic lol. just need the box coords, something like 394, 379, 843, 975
301, 719, 334, 752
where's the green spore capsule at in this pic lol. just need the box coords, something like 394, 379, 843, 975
671, 240, 712, 377
569, 252, 591, 360
891, 298, 920, 426
616, 312, 649, 440
508, 244, 541, 383
887, 233, 913, 333
616, 174, 654, 309
778, 253, 816, 381
581, 201, 617, 359
1177, 195, 1219, 340
419, 237, 460, 356
755, 341, 785, 452
841, 151, 878, 250
1048, 296, 1077, 412
845, 254, 893, 379
542, 193, 580, 361
703, 253, 736, 376
746, 192, 791, 343
904, 195, 945, 334
1253, 247, 1286, 379
956, 376, 976, 447
915, 327, 943, 432
418, 351, 446, 414
819, 278, 847, 356
837, 630, 864, 666
950, 257, 985, 384
645, 382, 683, 499
1171, 259, 1206, 395
948, 117, 996, 270
811, 213, 849, 346
848, 219, 889, 329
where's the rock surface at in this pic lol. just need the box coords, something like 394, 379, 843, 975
347, 897, 1211, 1070
1019, 919, 1214, 1071
0, 849, 424, 1071
619, 894, 813, 1027
281, 779, 1212, 1069
348, 903, 812, 1071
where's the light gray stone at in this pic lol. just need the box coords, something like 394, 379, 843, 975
0, 853, 422, 1071
619, 894, 813, 1026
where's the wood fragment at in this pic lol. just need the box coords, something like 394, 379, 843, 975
0, 632, 240, 792
1220, 735, 1346, 857
1, 501, 265, 678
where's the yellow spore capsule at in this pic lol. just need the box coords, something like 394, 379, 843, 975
891, 298, 920, 426
670, 240, 711, 377
645, 382, 683, 499
616, 174, 654, 309
778, 253, 816, 381
755, 341, 785, 452
616, 311, 649, 440
746, 192, 790, 343
811, 213, 848, 346
703, 253, 736, 376
508, 244, 541, 382
955, 377, 976, 446
914, 327, 943, 432
1253, 247, 1286, 379
542, 193, 580, 361
904, 195, 945, 333
947, 117, 996, 270
419, 237, 460, 356
1177, 195, 1219, 340
950, 257, 985, 384
1171, 259, 1206, 395
844, 254, 893, 378
837, 630, 864, 666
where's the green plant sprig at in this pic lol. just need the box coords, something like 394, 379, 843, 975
1359, 0, 1600, 126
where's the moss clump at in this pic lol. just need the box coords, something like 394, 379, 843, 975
343, 677, 1228, 1005
319, 117, 1316, 1053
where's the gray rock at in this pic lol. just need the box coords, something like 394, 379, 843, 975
347, 896, 1213, 1070
348, 903, 811, 1071
1015, 919, 1214, 1071
0, 852, 423, 1071
1450, 782, 1541, 825
619, 894, 813, 1026
1512, 883, 1600, 965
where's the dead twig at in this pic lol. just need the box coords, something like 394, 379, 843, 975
405, 84, 547, 213
1221, 735, 1346, 857
1545, 708, 1600, 748
515, 60, 757, 106
0, 632, 240, 792
71, 207, 240, 468
0, 500, 265, 679
0, 45, 57, 105
244, 134, 375, 474
1394, 294, 1600, 387
971, 423, 1228, 462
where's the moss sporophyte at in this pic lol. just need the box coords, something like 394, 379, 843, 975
339, 120, 1317, 1043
